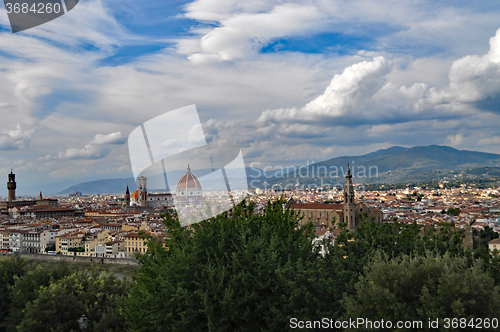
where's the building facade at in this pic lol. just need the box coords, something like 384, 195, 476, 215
290, 164, 383, 231
22, 232, 41, 253
124, 232, 148, 257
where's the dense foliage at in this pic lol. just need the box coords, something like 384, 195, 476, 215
0, 259, 127, 332
344, 253, 500, 331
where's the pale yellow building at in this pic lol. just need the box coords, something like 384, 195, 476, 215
124, 232, 148, 257
56, 233, 84, 256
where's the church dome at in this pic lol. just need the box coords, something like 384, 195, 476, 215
176, 165, 202, 192
131, 190, 139, 200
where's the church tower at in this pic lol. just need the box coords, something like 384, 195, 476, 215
343, 164, 356, 231
7, 170, 16, 202
138, 176, 147, 208
125, 185, 130, 207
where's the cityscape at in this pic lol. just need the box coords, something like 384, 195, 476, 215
2, 161, 499, 258
2, 0, 500, 330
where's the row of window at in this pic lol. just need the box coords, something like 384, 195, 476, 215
126, 247, 146, 252
178, 191, 201, 196
126, 241, 144, 246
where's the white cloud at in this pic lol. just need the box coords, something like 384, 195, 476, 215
184, 0, 275, 21
416, 27, 500, 112
257, 56, 392, 123
58, 131, 124, 160
478, 136, 500, 145
92, 132, 125, 145
446, 133, 464, 146
0, 124, 34, 150
58, 145, 109, 160
184, 3, 324, 62
0, 0, 130, 52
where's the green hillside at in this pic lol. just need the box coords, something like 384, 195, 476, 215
257, 145, 500, 187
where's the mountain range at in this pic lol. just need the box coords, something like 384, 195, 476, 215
260, 145, 500, 187
57, 145, 500, 195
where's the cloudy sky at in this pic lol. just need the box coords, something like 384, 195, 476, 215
0, 0, 500, 195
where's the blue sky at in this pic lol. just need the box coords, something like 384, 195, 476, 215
0, 0, 500, 195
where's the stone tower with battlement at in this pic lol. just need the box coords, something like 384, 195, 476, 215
7, 170, 16, 202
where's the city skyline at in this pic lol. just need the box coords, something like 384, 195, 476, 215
0, 0, 500, 194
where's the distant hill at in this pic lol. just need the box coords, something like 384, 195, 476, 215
59, 178, 137, 195
256, 145, 500, 187
58, 146, 500, 194
58, 167, 262, 195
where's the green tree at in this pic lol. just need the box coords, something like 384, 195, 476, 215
17, 270, 127, 332
45, 244, 56, 252
443, 207, 461, 216
0, 256, 28, 332
123, 199, 334, 332
320, 220, 468, 322
343, 252, 500, 331
5, 261, 71, 331
474, 226, 499, 250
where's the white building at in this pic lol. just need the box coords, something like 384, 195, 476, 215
95, 244, 106, 258
8, 230, 23, 252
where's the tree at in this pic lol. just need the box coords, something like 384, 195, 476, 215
17, 270, 127, 332
45, 244, 56, 252
343, 252, 500, 331
443, 207, 461, 216
5, 261, 71, 331
123, 199, 335, 332
320, 219, 469, 322
474, 226, 499, 250
0, 256, 28, 332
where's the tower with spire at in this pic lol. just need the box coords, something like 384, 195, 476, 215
7, 170, 16, 202
125, 185, 130, 207
343, 163, 357, 231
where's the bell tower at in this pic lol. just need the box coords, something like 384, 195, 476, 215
7, 170, 16, 202
343, 164, 356, 231
138, 176, 147, 208
125, 185, 130, 207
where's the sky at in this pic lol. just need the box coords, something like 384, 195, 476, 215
0, 0, 500, 195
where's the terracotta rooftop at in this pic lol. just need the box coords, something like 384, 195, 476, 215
488, 238, 500, 245
289, 203, 343, 210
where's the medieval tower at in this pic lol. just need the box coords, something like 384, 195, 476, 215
7, 170, 16, 202
125, 185, 130, 207
138, 176, 147, 208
